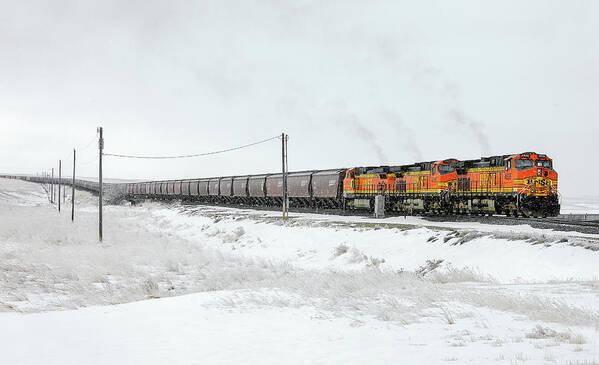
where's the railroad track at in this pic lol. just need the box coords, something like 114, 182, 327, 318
179, 200, 599, 235
525, 217, 599, 229
422, 214, 599, 235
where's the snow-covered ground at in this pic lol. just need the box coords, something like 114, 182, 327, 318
561, 196, 599, 214
1, 178, 598, 364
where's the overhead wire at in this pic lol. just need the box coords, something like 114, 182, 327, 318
52, 130, 100, 176
76, 132, 99, 153
103, 135, 280, 159
17, 132, 281, 179
23, 131, 99, 178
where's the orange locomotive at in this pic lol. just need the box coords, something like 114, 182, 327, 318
343, 152, 559, 217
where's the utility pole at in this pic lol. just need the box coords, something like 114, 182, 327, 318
98, 127, 103, 242
285, 133, 288, 207
72, 149, 75, 222
51, 168, 54, 204
58, 160, 61, 212
281, 132, 288, 219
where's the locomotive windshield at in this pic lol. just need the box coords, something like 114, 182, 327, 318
438, 164, 455, 175
536, 160, 552, 169
515, 158, 534, 170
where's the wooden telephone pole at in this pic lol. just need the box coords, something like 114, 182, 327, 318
58, 160, 61, 212
71, 149, 76, 222
98, 127, 103, 242
51, 168, 54, 203
281, 133, 288, 219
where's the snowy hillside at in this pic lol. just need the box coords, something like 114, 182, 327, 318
1, 178, 598, 364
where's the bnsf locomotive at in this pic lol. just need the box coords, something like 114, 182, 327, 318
344, 152, 558, 217
124, 152, 559, 218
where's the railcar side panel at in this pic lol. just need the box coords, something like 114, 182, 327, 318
266, 174, 284, 197
181, 180, 190, 196
248, 175, 267, 197
312, 170, 345, 198
220, 177, 233, 197
189, 180, 199, 196
167, 182, 175, 195
287, 172, 313, 198
233, 176, 249, 197
198, 179, 209, 196
208, 178, 220, 196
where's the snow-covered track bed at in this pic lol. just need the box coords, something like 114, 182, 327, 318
423, 214, 599, 235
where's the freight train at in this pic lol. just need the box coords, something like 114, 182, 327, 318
123, 152, 559, 218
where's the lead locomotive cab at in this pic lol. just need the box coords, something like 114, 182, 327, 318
504, 152, 559, 217
506, 152, 557, 193
509, 152, 552, 170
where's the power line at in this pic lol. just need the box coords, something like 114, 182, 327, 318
76, 132, 99, 152
1, 132, 97, 173
103, 135, 280, 159
55, 131, 99, 172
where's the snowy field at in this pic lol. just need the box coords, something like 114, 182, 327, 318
561, 196, 599, 214
1, 178, 599, 364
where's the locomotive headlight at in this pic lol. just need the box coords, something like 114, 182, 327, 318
537, 168, 541, 176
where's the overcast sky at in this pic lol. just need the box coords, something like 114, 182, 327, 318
1, 0, 597, 197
